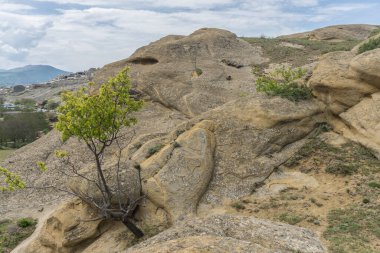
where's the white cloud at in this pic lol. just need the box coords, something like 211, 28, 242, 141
288, 0, 319, 7
0, 0, 379, 70
0, 2, 35, 12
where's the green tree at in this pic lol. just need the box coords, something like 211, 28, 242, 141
54, 67, 144, 236
0, 166, 25, 192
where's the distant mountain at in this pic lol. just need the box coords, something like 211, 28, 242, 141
0, 65, 70, 87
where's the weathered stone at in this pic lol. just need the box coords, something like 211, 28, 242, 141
308, 51, 378, 114
94, 28, 267, 117
126, 214, 327, 253
18, 199, 103, 253
338, 92, 380, 158
349, 48, 380, 88
141, 120, 216, 221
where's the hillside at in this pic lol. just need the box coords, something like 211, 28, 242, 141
1, 25, 380, 253
0, 65, 69, 87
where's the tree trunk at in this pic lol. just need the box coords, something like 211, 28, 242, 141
122, 218, 144, 238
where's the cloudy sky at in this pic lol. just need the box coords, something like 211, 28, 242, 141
0, 0, 379, 71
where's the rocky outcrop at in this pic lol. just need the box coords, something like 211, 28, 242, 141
308, 51, 378, 114
94, 28, 267, 117
308, 41, 380, 158
121, 94, 324, 223
338, 92, 380, 158
16, 199, 103, 253
126, 214, 327, 253
140, 120, 216, 221
279, 24, 379, 41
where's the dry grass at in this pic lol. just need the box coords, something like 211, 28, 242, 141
0, 149, 15, 162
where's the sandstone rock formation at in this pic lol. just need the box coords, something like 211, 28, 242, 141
308, 40, 380, 158
126, 214, 327, 253
94, 28, 267, 117
8, 27, 380, 253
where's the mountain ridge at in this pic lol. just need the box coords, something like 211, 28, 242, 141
0, 65, 69, 87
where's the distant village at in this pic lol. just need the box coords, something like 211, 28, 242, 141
0, 68, 96, 112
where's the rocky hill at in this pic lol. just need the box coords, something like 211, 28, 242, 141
0, 65, 69, 87
1, 25, 380, 253
279, 24, 380, 41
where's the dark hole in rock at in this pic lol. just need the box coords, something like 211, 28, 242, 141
129, 57, 159, 65
221, 59, 244, 68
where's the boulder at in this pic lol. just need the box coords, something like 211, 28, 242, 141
349, 48, 380, 88
338, 92, 380, 159
126, 214, 327, 253
308, 51, 378, 114
18, 199, 103, 253
140, 120, 216, 221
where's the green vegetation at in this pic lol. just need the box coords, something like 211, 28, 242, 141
324, 206, 380, 253
14, 99, 36, 110
358, 37, 380, 54
231, 202, 246, 210
147, 144, 164, 157
325, 163, 357, 176
0, 112, 50, 148
0, 149, 14, 162
17, 218, 37, 228
255, 66, 313, 102
195, 68, 203, 76
368, 181, 380, 189
46, 100, 60, 110
278, 212, 304, 225
285, 138, 380, 176
242, 37, 359, 67
0, 166, 25, 192
0, 218, 37, 253
54, 67, 144, 237
369, 28, 380, 38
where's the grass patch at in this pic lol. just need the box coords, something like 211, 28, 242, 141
242, 37, 359, 67
285, 138, 380, 176
278, 212, 304, 225
0, 218, 37, 253
17, 218, 37, 228
324, 206, 380, 253
231, 202, 246, 210
325, 163, 357, 176
368, 181, 380, 189
369, 28, 380, 38
358, 37, 380, 54
147, 144, 164, 157
0, 149, 15, 162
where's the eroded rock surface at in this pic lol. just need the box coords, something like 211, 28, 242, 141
126, 214, 327, 253
309, 43, 380, 158
94, 28, 267, 117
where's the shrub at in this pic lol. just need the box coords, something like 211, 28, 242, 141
357, 37, 380, 54
195, 68, 203, 76
17, 218, 36, 228
368, 181, 380, 189
325, 163, 357, 176
231, 202, 245, 210
279, 212, 304, 225
147, 144, 164, 157
255, 66, 313, 102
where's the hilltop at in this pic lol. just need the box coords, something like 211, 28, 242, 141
0, 65, 69, 87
